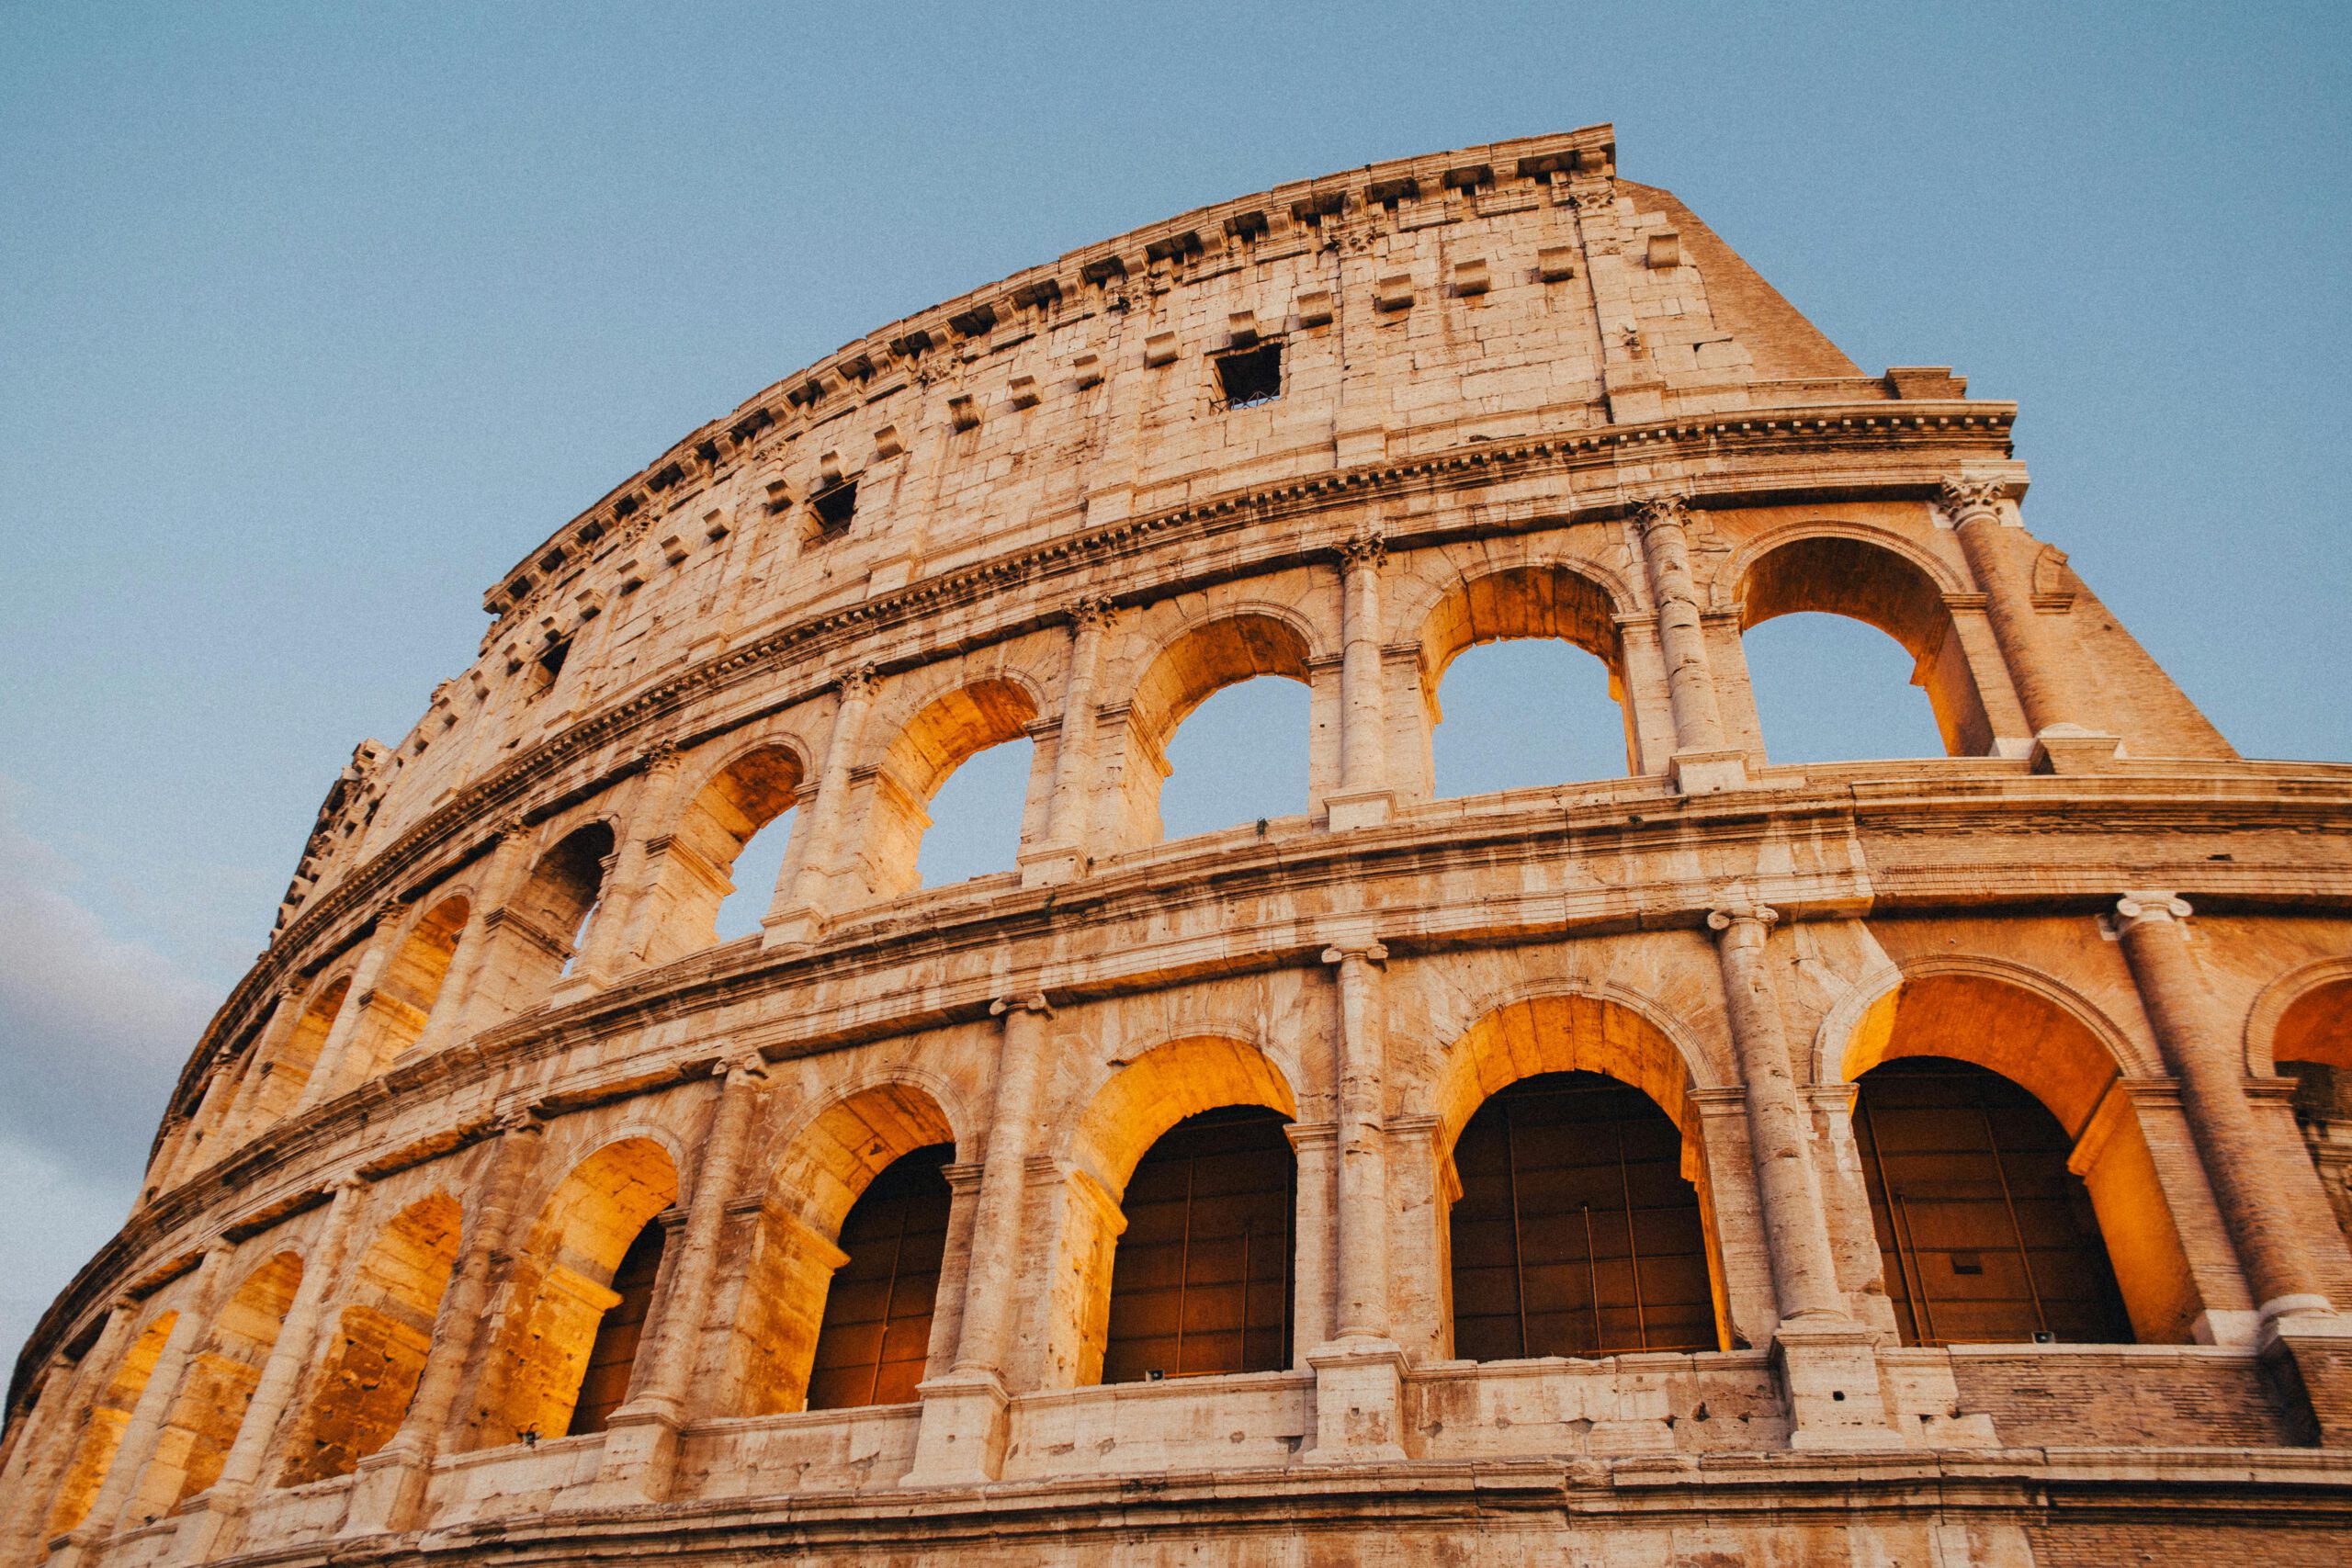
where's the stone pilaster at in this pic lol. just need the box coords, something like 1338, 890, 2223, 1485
1634, 497, 1745, 793
1326, 532, 1393, 830
1021, 598, 1115, 886
764, 667, 876, 947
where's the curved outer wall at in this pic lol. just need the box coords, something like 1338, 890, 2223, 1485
7, 125, 2352, 1566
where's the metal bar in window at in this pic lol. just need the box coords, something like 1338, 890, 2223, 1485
1981, 1107, 2051, 1337
1616, 1118, 1649, 1350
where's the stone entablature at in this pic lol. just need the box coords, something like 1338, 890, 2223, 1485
8, 130, 2352, 1568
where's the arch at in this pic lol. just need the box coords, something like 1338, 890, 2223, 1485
469, 1136, 679, 1448
862, 677, 1042, 899
1048, 1037, 1299, 1388
1831, 966, 2193, 1343
1114, 612, 1315, 850
277, 1193, 462, 1485
44, 1311, 177, 1538
805, 1144, 956, 1409
1416, 564, 1638, 787
468, 820, 616, 1020
1432, 997, 1730, 1359
346, 895, 473, 1083
1733, 530, 1989, 758
139, 1251, 303, 1510
2248, 957, 2352, 1076
735, 1081, 960, 1415
1852, 1058, 2134, 1346
236, 975, 353, 1138
647, 739, 808, 960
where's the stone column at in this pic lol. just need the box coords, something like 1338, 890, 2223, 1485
300, 907, 411, 1109
763, 667, 876, 948
53, 1244, 236, 1562
1939, 477, 2115, 770
1021, 599, 1114, 887
582, 742, 690, 978
1707, 902, 1897, 1449
1284, 1122, 1340, 1364
0, 1301, 140, 1565
1327, 532, 1393, 830
408, 825, 537, 1059
903, 994, 1055, 1486
2113, 892, 2352, 1445
1632, 497, 1745, 793
593, 1051, 767, 1502
342, 1111, 545, 1537
173, 1179, 371, 1563
1304, 939, 1408, 1462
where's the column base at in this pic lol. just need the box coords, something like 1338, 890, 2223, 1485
168, 1483, 249, 1565
1302, 1337, 1410, 1463
547, 966, 613, 1006
582, 1401, 685, 1505
1324, 789, 1393, 832
1668, 749, 1748, 795
760, 906, 824, 951
2028, 725, 2122, 774
339, 1440, 433, 1538
1016, 846, 1084, 888
1770, 1317, 1903, 1450
2257, 1308, 2352, 1448
899, 1370, 1011, 1488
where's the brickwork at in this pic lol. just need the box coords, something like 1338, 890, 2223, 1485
6, 126, 2352, 1564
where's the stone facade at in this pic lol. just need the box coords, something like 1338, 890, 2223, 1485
6, 125, 2352, 1565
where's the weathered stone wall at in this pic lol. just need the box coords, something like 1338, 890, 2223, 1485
6, 125, 2351, 1566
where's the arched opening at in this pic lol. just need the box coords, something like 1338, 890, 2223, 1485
138, 1252, 302, 1511
470, 822, 615, 1018
44, 1311, 176, 1538
240, 976, 351, 1135
346, 896, 471, 1083
1102, 1107, 1295, 1383
565, 1217, 666, 1436
1738, 536, 1987, 761
277, 1194, 462, 1486
1119, 615, 1313, 849
2273, 976, 2352, 1245
1053, 1036, 1299, 1388
1436, 996, 1732, 1359
805, 1144, 955, 1409
662, 745, 804, 956
468, 1137, 678, 1448
1843, 972, 2179, 1341
1854, 1059, 2132, 1346
1742, 614, 1947, 763
863, 680, 1040, 899
735, 1084, 958, 1416
1419, 566, 1635, 794
1449, 1072, 1713, 1360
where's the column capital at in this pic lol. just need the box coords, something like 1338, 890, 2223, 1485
1333, 527, 1387, 570
1069, 593, 1120, 631
1707, 899, 1780, 935
711, 1047, 769, 1085
989, 992, 1054, 1020
639, 738, 686, 774
2115, 890, 2193, 934
1320, 940, 1388, 967
494, 1103, 548, 1138
1938, 475, 2013, 525
1631, 494, 1693, 535
838, 662, 879, 699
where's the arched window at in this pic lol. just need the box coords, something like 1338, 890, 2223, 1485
1102, 1107, 1295, 1383
1418, 566, 1635, 795
44, 1312, 177, 1538
1854, 1058, 2132, 1346
133, 1252, 302, 1513
1449, 1072, 1713, 1360
864, 679, 1041, 899
806, 1145, 954, 1409
278, 1194, 461, 1485
915, 736, 1035, 886
469, 1137, 677, 1448
1119, 615, 1313, 849
1738, 536, 1987, 761
567, 1217, 666, 1436
345, 895, 471, 1083
2269, 976, 2352, 1246
668, 745, 803, 954
239, 976, 351, 1135
470, 822, 614, 1018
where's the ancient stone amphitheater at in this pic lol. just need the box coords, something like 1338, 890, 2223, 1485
7, 124, 2352, 1566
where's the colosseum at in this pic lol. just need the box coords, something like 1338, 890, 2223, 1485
6, 123, 2351, 1566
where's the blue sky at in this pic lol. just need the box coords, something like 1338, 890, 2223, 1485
2, 3, 2346, 1372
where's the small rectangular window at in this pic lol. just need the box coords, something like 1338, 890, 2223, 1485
1216, 343, 1283, 410
810, 479, 858, 532
534, 636, 571, 689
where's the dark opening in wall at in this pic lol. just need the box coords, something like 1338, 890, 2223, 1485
1216, 343, 1283, 410
533, 636, 571, 691
810, 479, 858, 533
